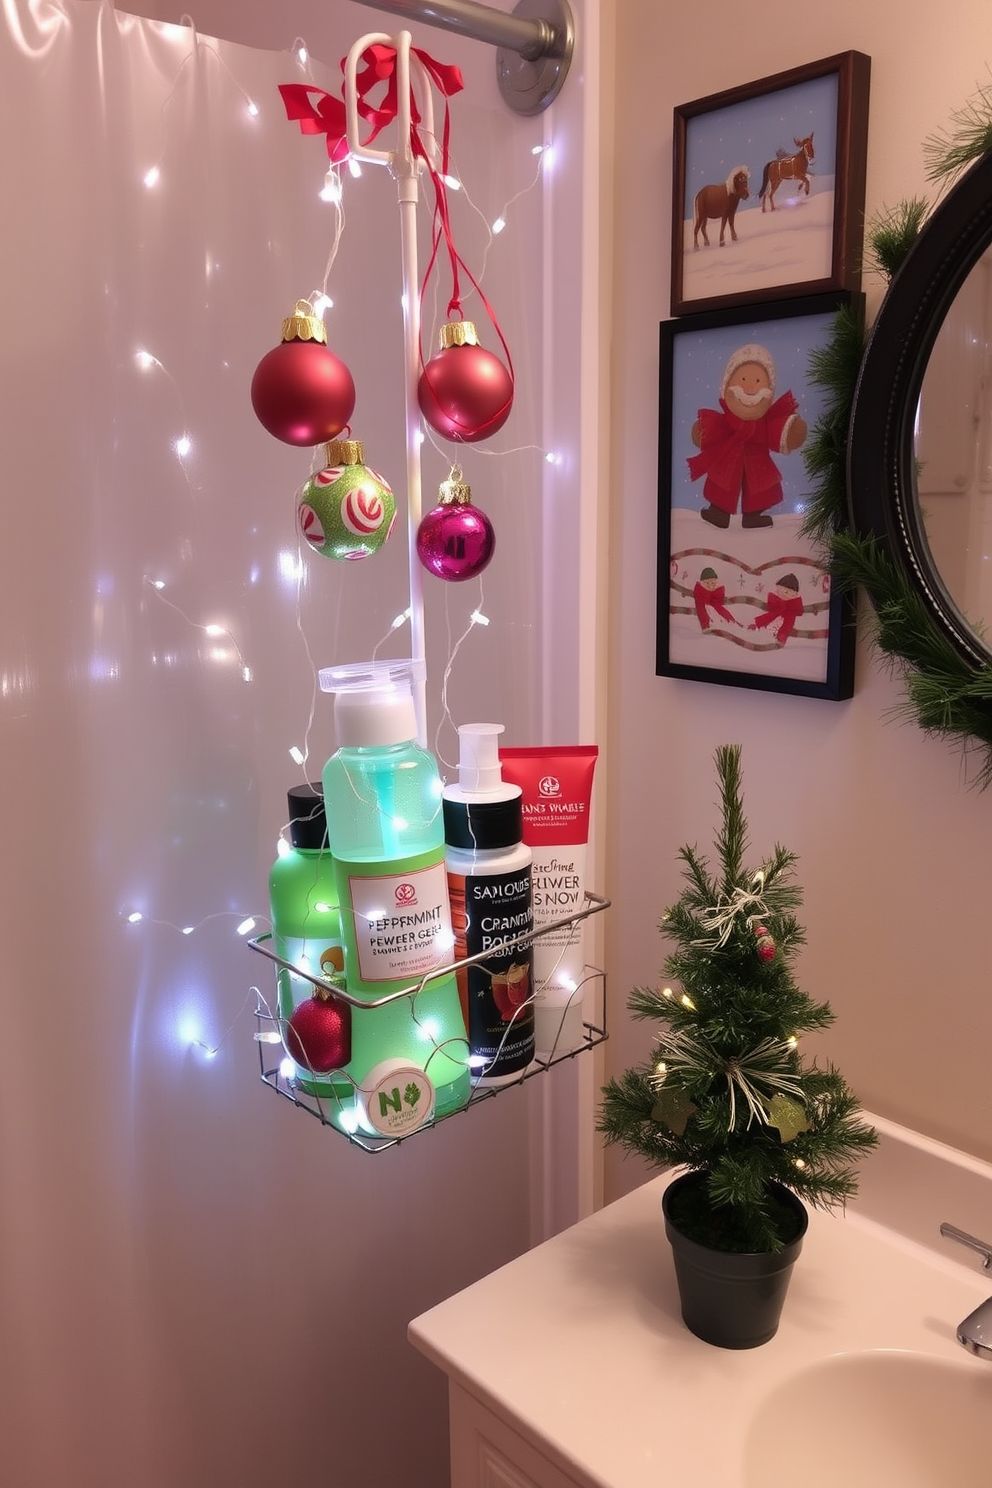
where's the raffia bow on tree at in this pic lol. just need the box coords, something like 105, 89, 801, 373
598, 744, 876, 1254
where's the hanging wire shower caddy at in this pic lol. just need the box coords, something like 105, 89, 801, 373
249, 17, 598, 1153
248, 889, 608, 1152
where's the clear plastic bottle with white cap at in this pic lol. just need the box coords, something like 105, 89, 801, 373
443, 724, 535, 1086
319, 658, 470, 1129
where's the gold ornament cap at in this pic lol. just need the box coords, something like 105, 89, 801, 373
281, 299, 328, 345
438, 468, 472, 505
324, 438, 364, 466
438, 320, 479, 350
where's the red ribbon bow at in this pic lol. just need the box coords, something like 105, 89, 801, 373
280, 44, 512, 390
279, 45, 463, 164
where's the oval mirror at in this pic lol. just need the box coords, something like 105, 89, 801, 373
848, 147, 992, 672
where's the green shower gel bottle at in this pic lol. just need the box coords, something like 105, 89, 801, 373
268, 782, 350, 1102
319, 659, 471, 1135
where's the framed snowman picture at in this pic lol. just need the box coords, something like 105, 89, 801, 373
656, 293, 860, 700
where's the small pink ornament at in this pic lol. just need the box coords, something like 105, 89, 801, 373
755, 924, 776, 962
416, 471, 495, 582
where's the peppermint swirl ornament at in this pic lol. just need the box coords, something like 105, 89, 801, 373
298, 439, 396, 561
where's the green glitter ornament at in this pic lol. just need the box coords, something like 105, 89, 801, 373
297, 439, 396, 561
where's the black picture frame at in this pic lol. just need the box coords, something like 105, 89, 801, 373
672, 51, 870, 317
656, 294, 858, 700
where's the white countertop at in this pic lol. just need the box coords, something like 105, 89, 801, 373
409, 1169, 992, 1488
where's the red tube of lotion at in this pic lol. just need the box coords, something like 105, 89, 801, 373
498, 745, 599, 1057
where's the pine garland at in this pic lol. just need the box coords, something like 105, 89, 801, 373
861, 197, 930, 279
923, 80, 992, 186
599, 746, 877, 1255
798, 89, 992, 785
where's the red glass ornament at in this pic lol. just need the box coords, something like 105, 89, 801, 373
286, 990, 351, 1072
418, 321, 512, 444
251, 301, 356, 447
416, 471, 495, 582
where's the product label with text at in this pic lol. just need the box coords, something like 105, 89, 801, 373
343, 859, 454, 984
448, 866, 534, 1074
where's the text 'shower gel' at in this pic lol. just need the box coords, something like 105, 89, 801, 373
319, 659, 470, 1134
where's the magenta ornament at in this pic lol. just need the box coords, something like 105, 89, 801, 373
416, 472, 495, 582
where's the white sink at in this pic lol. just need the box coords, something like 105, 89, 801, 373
743, 1350, 992, 1488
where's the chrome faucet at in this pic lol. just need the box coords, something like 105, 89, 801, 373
939, 1223, 992, 1360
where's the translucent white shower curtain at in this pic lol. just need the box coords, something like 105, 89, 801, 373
0, 4, 570, 1482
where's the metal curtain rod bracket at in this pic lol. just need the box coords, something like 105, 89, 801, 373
348, 0, 574, 114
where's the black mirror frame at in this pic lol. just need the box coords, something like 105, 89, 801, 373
848, 148, 992, 672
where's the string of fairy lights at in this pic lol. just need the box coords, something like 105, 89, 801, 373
122, 18, 563, 1066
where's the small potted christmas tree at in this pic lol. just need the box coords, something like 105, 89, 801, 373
599, 744, 876, 1349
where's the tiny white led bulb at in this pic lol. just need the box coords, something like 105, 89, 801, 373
319, 173, 341, 204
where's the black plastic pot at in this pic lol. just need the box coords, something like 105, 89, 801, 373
662, 1170, 808, 1350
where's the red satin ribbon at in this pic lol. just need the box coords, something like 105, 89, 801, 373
279, 45, 513, 391
279, 45, 463, 163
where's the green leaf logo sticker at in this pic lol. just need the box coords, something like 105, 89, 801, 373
361, 1060, 436, 1137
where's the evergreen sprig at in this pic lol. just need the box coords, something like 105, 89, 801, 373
799, 221, 992, 785
599, 746, 877, 1254
863, 197, 930, 279
800, 302, 866, 547
923, 80, 992, 188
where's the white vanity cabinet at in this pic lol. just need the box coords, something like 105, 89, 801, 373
448, 1384, 590, 1488
408, 1141, 992, 1488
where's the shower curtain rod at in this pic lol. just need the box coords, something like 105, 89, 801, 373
348, 0, 574, 114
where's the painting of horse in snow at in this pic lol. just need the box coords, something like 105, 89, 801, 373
671, 53, 869, 315
693, 167, 750, 248
758, 135, 814, 211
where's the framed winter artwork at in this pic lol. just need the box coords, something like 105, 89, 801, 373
656, 294, 860, 700
671, 52, 870, 316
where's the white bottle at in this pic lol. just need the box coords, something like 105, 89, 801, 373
443, 724, 535, 1086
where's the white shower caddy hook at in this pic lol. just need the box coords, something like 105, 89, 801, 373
343, 31, 439, 747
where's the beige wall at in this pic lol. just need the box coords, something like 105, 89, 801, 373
605, 0, 992, 1202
